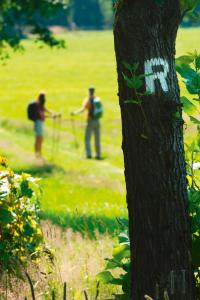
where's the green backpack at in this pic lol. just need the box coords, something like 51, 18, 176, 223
91, 97, 103, 119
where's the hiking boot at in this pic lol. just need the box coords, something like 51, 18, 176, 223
95, 156, 102, 160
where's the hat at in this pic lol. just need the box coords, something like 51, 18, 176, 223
88, 86, 95, 91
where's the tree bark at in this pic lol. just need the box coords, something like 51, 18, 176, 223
113, 0, 196, 299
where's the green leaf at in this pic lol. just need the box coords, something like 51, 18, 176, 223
121, 272, 131, 293
97, 271, 114, 284
180, 0, 199, 12
0, 208, 13, 223
192, 236, 200, 268
111, 278, 124, 286
132, 63, 139, 72
0, 241, 6, 251
176, 63, 196, 80
130, 76, 143, 89
176, 55, 194, 65
195, 54, 200, 70
186, 73, 200, 94
123, 62, 139, 72
117, 218, 129, 227
122, 73, 143, 90
106, 259, 122, 270
113, 244, 130, 261
181, 96, 197, 115
119, 232, 130, 244
20, 180, 33, 198
122, 262, 131, 273
23, 223, 34, 237
190, 116, 200, 125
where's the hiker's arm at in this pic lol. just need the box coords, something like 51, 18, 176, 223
71, 99, 88, 115
72, 106, 85, 115
45, 108, 61, 118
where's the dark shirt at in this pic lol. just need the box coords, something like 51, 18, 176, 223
36, 103, 45, 121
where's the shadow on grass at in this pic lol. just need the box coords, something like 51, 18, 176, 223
0, 118, 33, 135
14, 164, 66, 177
40, 210, 127, 238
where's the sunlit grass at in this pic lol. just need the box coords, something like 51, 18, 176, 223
0, 28, 199, 234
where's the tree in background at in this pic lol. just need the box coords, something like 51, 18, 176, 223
69, 0, 104, 29
98, 0, 114, 28
182, 1, 200, 26
114, 0, 198, 299
0, 0, 68, 60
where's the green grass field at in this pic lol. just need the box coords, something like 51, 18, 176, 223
0, 28, 199, 235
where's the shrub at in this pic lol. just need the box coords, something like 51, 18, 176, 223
0, 156, 44, 278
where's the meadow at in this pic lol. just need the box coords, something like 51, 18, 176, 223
0, 28, 199, 298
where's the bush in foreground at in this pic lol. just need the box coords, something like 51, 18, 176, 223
0, 157, 44, 278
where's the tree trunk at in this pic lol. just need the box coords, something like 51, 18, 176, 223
113, 0, 196, 299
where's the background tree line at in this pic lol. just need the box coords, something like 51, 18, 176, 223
48, 0, 200, 29
48, 0, 114, 29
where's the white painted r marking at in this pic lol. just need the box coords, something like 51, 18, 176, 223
144, 58, 169, 93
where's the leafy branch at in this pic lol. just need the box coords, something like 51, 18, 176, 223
122, 62, 152, 139
176, 50, 200, 125
176, 50, 200, 294
0, 157, 49, 278
0, 0, 69, 60
180, 0, 200, 19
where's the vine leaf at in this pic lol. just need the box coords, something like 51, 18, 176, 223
122, 73, 143, 89
190, 116, 200, 125
181, 96, 197, 115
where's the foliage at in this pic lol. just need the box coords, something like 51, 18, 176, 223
176, 50, 200, 127
0, 0, 199, 59
0, 156, 45, 277
189, 188, 200, 268
69, 0, 104, 29
122, 62, 152, 139
176, 50, 200, 176
97, 219, 130, 300
180, 0, 199, 13
176, 50, 200, 92
0, 0, 69, 60
180, 0, 200, 25
176, 50, 200, 293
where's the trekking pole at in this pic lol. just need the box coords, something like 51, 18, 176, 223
51, 117, 57, 161
70, 117, 79, 149
51, 115, 62, 161
55, 115, 62, 157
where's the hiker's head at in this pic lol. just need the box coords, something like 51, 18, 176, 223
38, 93, 46, 106
88, 86, 95, 96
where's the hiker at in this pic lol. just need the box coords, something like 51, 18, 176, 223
27, 92, 60, 160
71, 87, 103, 159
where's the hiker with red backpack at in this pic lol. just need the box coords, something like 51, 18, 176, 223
27, 92, 60, 160
71, 87, 103, 160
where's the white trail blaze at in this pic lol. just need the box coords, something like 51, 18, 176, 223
144, 58, 169, 93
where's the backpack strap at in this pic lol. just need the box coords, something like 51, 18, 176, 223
89, 96, 94, 119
